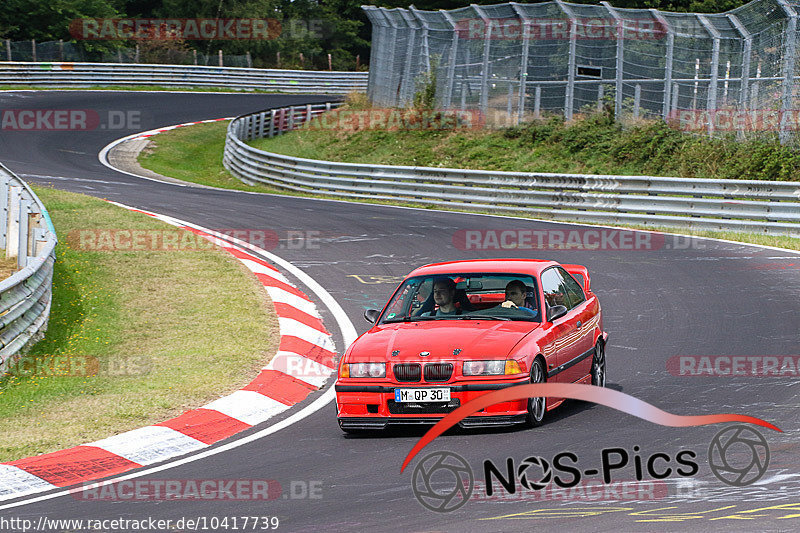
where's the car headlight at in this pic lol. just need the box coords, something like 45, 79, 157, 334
342, 362, 386, 378
463, 360, 523, 376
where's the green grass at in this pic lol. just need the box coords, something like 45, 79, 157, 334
251, 108, 800, 181
0, 187, 279, 461
137, 116, 800, 252
0, 85, 281, 93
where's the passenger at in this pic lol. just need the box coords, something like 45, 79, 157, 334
501, 280, 538, 316
420, 277, 459, 316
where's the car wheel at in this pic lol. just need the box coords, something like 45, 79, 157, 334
525, 358, 546, 428
591, 340, 606, 387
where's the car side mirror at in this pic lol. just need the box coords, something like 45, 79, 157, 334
364, 309, 380, 324
547, 305, 568, 322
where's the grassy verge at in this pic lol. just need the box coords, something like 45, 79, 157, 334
0, 187, 279, 461
250, 107, 800, 181
137, 116, 800, 252
0, 85, 281, 93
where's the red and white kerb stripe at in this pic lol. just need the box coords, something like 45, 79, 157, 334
0, 203, 336, 500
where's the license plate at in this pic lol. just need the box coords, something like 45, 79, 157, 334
394, 388, 451, 403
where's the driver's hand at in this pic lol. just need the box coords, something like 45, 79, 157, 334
501, 300, 517, 308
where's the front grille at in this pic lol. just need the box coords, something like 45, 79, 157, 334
388, 398, 461, 414
393, 363, 421, 382
424, 363, 453, 382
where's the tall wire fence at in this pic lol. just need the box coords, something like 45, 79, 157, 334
363, 0, 800, 142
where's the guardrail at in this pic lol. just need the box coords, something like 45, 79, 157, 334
0, 62, 368, 94
224, 104, 800, 236
0, 163, 57, 370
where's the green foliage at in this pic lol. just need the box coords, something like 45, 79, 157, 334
252, 104, 800, 181
412, 56, 439, 111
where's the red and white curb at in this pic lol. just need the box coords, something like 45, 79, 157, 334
129, 117, 232, 141
0, 203, 337, 501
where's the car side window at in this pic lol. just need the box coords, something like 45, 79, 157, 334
556, 267, 586, 310
541, 268, 566, 309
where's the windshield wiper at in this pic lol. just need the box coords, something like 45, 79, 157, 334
457, 315, 511, 321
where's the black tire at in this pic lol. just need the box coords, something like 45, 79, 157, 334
591, 340, 606, 387
525, 358, 547, 428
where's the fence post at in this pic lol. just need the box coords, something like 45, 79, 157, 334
5, 39, 10, 61
269, 109, 276, 138
31, 39, 36, 62
398, 9, 419, 107
0, 178, 8, 249
410, 6, 431, 74
246, 51, 252, 68
511, 2, 531, 122
534, 86, 541, 118
728, 14, 752, 120
7, 185, 21, 261
633, 84, 641, 119
602, 2, 624, 119
597, 84, 604, 113
59, 39, 64, 61
17, 200, 31, 269
379, 7, 400, 107
135, 44, 140, 63
698, 15, 721, 137
556, 1, 578, 121
218, 49, 223, 67
440, 10, 460, 110
472, 4, 493, 115
777, 0, 798, 145
650, 9, 674, 121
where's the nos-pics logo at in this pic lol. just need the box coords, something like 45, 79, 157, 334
411, 424, 770, 512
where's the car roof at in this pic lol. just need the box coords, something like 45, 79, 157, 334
407, 259, 558, 278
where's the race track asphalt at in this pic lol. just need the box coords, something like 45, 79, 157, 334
1, 91, 799, 532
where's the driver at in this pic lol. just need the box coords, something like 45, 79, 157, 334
420, 277, 459, 316
500, 280, 538, 316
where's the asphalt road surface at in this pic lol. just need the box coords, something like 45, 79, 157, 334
1, 91, 799, 533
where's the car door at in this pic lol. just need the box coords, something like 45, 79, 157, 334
554, 267, 595, 383
540, 267, 583, 383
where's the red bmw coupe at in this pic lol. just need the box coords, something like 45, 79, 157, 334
335, 259, 608, 432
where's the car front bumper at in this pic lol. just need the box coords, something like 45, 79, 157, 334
335, 378, 531, 429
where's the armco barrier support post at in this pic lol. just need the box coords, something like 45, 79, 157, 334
18, 200, 31, 269
0, 179, 7, 249
7, 185, 20, 261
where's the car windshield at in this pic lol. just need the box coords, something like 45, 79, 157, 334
379, 273, 540, 323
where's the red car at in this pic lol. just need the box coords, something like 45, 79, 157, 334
335, 259, 608, 432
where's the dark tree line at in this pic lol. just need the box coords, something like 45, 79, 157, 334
0, 0, 755, 69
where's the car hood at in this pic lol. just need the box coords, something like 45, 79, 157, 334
348, 320, 540, 362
